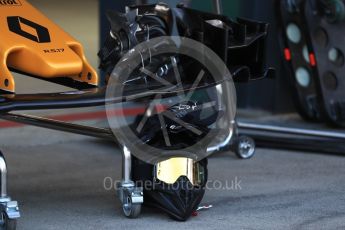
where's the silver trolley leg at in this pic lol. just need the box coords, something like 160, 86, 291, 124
207, 120, 256, 159
0, 151, 19, 230
116, 146, 143, 219
211, 0, 255, 159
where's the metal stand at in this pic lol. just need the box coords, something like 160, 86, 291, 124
238, 121, 345, 155
116, 146, 143, 218
0, 152, 19, 230
213, 0, 223, 15
229, 122, 256, 159
206, 120, 256, 159
208, 0, 256, 159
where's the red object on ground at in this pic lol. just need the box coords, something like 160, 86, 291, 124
192, 211, 198, 217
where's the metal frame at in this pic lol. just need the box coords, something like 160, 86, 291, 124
0, 112, 115, 140
0, 152, 20, 221
0, 0, 267, 222
116, 146, 143, 213
0, 0, 254, 218
0, 85, 243, 218
238, 121, 345, 155
213, 0, 223, 15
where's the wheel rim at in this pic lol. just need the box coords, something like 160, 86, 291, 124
0, 212, 7, 230
123, 196, 132, 216
0, 211, 5, 224
238, 137, 255, 158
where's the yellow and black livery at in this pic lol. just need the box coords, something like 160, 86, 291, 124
0, 0, 99, 93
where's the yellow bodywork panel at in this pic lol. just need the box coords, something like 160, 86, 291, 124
0, 0, 98, 93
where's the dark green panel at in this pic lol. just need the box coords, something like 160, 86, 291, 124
191, 0, 213, 12
191, 0, 240, 17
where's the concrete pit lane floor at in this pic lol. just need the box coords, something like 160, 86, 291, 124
1, 127, 345, 230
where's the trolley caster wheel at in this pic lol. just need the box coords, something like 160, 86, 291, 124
122, 196, 142, 219
117, 180, 143, 219
234, 136, 256, 159
0, 212, 16, 230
